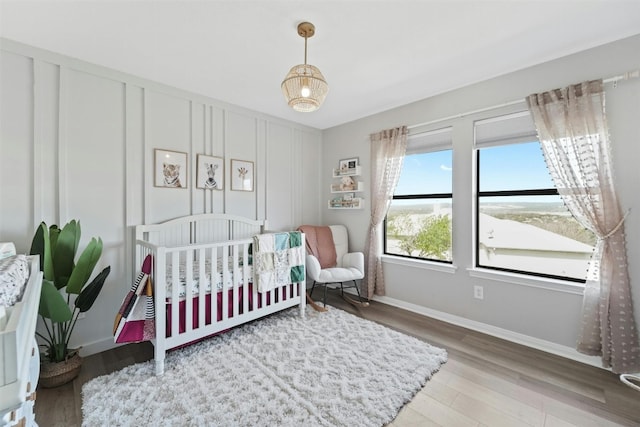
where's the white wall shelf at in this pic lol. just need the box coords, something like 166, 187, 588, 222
329, 162, 364, 209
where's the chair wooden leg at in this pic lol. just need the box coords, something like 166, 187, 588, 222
310, 281, 331, 306
354, 280, 364, 301
339, 280, 363, 300
310, 281, 317, 298
323, 283, 328, 306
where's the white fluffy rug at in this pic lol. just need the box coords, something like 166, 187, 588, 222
82, 306, 447, 426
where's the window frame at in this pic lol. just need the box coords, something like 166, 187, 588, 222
475, 145, 587, 284
384, 144, 453, 264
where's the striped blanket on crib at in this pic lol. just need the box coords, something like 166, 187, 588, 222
253, 231, 305, 292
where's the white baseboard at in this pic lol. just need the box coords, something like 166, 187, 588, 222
373, 294, 603, 368
78, 336, 121, 358
344, 289, 604, 370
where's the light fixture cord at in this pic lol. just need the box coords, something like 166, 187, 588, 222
304, 34, 308, 65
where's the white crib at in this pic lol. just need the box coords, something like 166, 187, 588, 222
135, 214, 306, 375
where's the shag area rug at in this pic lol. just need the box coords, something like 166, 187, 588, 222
82, 306, 447, 426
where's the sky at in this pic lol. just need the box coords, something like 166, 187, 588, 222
395, 141, 556, 197
479, 141, 555, 192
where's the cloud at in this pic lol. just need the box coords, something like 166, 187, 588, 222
440, 164, 452, 171
409, 158, 422, 167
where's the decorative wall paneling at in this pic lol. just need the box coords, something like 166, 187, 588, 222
0, 38, 321, 355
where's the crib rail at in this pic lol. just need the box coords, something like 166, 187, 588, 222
135, 213, 266, 247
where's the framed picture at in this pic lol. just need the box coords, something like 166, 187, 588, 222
155, 149, 188, 188
339, 157, 359, 174
196, 154, 224, 190
230, 159, 254, 191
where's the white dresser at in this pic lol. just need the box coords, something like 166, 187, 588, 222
0, 256, 42, 427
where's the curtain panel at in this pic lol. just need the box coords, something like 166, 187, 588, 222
527, 80, 639, 373
365, 126, 408, 299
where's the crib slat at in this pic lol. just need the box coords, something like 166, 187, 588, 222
154, 246, 167, 375
211, 247, 218, 327
242, 242, 249, 314
198, 248, 206, 329
232, 245, 239, 318
185, 250, 193, 334
171, 251, 180, 338
221, 244, 229, 322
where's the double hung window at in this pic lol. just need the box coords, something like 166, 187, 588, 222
384, 127, 453, 263
475, 112, 595, 282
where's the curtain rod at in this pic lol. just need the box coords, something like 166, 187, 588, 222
407, 69, 640, 131
606, 69, 640, 86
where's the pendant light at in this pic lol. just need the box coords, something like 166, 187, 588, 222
281, 22, 329, 112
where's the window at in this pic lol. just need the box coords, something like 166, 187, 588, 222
384, 127, 453, 263
475, 112, 595, 282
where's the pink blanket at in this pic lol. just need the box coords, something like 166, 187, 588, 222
297, 225, 337, 268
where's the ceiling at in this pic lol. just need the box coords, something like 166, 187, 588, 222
1, 1, 640, 130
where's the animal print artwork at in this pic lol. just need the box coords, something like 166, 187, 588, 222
163, 163, 182, 188
231, 160, 253, 191
205, 163, 218, 189
237, 167, 248, 181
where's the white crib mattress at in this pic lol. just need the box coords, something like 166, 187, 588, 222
165, 259, 253, 300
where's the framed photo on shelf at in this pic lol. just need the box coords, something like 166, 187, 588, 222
338, 157, 359, 174
230, 159, 254, 191
155, 149, 187, 189
196, 154, 224, 190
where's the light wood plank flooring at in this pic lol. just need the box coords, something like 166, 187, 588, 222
35, 293, 640, 426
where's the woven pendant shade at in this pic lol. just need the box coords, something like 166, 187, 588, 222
281, 64, 328, 112
281, 22, 328, 112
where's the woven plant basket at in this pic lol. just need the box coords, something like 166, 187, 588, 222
39, 352, 82, 388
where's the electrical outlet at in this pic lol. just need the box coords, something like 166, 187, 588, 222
473, 285, 484, 300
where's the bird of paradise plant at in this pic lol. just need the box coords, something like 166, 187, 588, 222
30, 220, 110, 363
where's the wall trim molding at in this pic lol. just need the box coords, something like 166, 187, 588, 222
0, 37, 321, 135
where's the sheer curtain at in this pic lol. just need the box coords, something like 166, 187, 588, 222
527, 80, 639, 373
365, 126, 408, 299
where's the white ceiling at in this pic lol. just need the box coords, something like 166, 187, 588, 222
2, 1, 640, 130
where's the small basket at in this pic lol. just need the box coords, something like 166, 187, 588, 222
39, 352, 83, 388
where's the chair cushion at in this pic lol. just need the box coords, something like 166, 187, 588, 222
317, 266, 364, 283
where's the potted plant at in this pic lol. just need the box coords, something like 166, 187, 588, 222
30, 220, 110, 387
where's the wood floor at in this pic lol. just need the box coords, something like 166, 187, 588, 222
35, 292, 640, 426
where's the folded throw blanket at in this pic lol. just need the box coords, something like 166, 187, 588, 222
297, 225, 337, 268
253, 231, 305, 293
